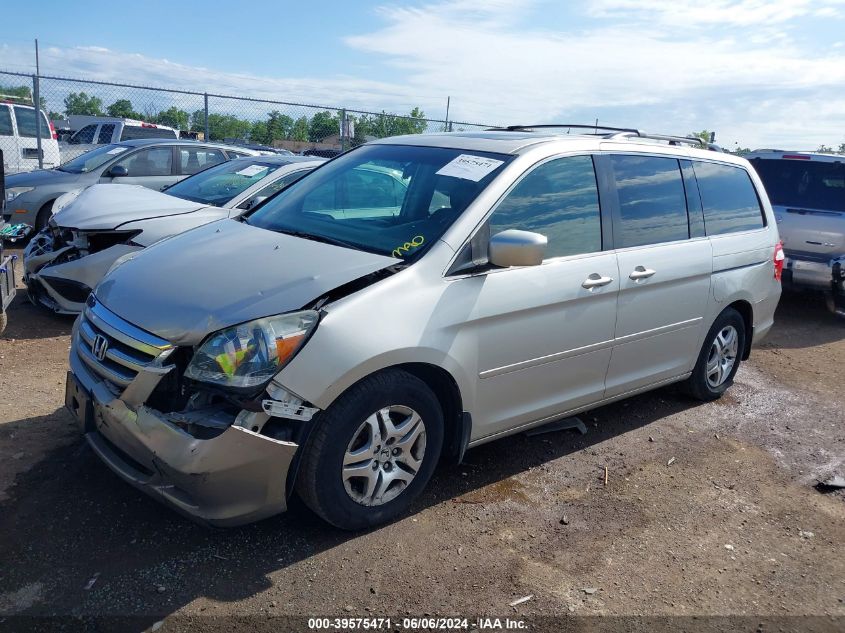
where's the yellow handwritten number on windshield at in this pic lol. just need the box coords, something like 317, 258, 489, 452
392, 235, 425, 258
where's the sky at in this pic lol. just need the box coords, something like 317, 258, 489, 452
1, 0, 844, 149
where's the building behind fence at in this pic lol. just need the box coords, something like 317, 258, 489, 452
0, 69, 493, 167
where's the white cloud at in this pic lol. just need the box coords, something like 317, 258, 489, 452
587, 0, 843, 27
344, 0, 845, 146
1, 1, 845, 148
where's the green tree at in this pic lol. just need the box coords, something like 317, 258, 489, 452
0, 84, 47, 110
190, 109, 203, 131
204, 114, 251, 141
106, 99, 140, 119
355, 108, 428, 141
156, 106, 190, 130
64, 92, 104, 116
250, 120, 269, 144
250, 110, 295, 145
308, 110, 338, 142
817, 144, 834, 153
291, 116, 309, 142
267, 110, 294, 142
690, 130, 714, 146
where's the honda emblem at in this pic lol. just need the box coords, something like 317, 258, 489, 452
92, 334, 109, 361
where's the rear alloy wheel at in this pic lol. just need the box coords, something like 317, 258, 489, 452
705, 325, 739, 389
296, 369, 443, 530
684, 307, 746, 401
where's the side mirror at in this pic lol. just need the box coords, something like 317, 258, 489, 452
108, 164, 129, 178
488, 229, 547, 267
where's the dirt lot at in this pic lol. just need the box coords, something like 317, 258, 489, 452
1, 247, 844, 632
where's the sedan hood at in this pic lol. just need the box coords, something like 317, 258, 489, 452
53, 184, 205, 231
95, 219, 399, 345
5, 168, 79, 187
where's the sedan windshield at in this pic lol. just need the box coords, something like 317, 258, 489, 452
59, 144, 130, 173
164, 159, 284, 206
246, 144, 512, 259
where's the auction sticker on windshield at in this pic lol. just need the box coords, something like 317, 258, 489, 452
236, 165, 270, 177
436, 154, 504, 181
107, 147, 129, 155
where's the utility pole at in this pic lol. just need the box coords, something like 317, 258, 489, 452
33, 39, 43, 169
445, 96, 450, 132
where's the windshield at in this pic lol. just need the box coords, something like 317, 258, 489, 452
246, 144, 511, 259
164, 159, 285, 206
60, 144, 130, 174
752, 158, 845, 213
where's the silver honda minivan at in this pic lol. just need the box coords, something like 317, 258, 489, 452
65, 128, 782, 529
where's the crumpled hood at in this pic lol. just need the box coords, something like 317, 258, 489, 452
53, 184, 205, 230
95, 219, 399, 345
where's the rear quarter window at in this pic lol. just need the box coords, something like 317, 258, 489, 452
0, 107, 12, 136
13, 107, 50, 139
693, 162, 764, 235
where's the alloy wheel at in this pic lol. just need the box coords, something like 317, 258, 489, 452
706, 325, 739, 388
342, 405, 427, 506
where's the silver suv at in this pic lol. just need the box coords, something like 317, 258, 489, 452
746, 150, 845, 315
65, 127, 783, 529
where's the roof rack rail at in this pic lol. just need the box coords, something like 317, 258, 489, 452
488, 123, 641, 134
488, 124, 731, 152
608, 131, 708, 148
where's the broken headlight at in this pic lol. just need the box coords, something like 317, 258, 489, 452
184, 310, 319, 390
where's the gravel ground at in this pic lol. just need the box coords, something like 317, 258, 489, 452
0, 249, 843, 632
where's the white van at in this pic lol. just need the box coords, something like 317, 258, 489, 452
0, 102, 61, 174
64, 126, 784, 528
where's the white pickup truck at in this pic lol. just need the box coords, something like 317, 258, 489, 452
748, 150, 845, 316
59, 116, 179, 163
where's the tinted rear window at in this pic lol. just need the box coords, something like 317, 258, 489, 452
97, 124, 115, 144
120, 125, 178, 141
611, 155, 689, 248
694, 162, 765, 234
13, 107, 50, 139
751, 158, 845, 213
0, 107, 11, 136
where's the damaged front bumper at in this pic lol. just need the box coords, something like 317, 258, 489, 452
23, 227, 139, 314
66, 308, 306, 527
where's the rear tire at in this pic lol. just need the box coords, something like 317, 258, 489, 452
684, 307, 746, 401
296, 369, 444, 530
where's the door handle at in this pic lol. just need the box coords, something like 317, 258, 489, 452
629, 266, 656, 281
582, 273, 614, 289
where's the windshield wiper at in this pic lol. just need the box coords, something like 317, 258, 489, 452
275, 229, 361, 251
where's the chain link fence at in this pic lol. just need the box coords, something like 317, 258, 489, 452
0, 69, 493, 169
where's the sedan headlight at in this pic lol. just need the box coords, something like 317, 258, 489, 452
52, 188, 84, 214
6, 186, 34, 203
184, 310, 319, 389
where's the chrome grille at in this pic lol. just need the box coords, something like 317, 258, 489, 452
74, 297, 173, 389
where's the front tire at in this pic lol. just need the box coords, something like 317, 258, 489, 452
34, 201, 55, 233
684, 307, 745, 401
296, 369, 444, 530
